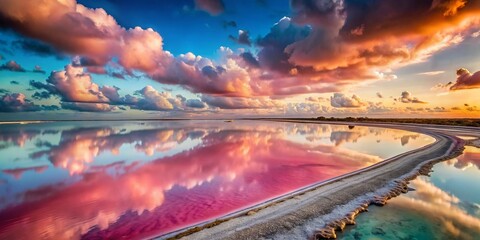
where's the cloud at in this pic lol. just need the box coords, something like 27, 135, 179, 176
0, 125, 385, 240
306, 96, 327, 102
398, 91, 427, 104
418, 70, 445, 76
465, 105, 480, 112
12, 39, 60, 57
31, 64, 110, 103
229, 30, 252, 46
391, 177, 480, 239
201, 95, 281, 109
330, 93, 365, 108
194, 0, 225, 15
27, 65, 210, 112
2, 165, 49, 179
239, 52, 260, 68
0, 60, 46, 74
32, 91, 54, 100
0, 93, 57, 112
131, 86, 175, 111
185, 99, 207, 109
256, 17, 310, 74
1, 0, 479, 109
130, 85, 208, 111
449, 68, 480, 90
60, 102, 117, 112
0, 60, 26, 72
33, 65, 46, 74
285, 0, 480, 70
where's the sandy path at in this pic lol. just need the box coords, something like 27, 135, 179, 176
161, 121, 474, 240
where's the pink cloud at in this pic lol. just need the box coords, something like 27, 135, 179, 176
47, 64, 110, 103
0, 60, 26, 72
1, 0, 479, 111
0, 93, 57, 112
449, 68, 480, 90
194, 0, 225, 15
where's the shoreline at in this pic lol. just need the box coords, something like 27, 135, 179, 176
159, 121, 477, 240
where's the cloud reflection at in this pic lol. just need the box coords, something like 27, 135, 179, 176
392, 177, 480, 238
446, 146, 480, 170
0, 122, 434, 240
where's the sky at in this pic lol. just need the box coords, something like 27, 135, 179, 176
0, 0, 479, 120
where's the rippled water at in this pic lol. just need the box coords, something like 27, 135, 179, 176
338, 146, 480, 240
0, 120, 434, 240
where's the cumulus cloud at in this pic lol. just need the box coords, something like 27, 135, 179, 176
449, 68, 480, 90
1, 0, 479, 111
239, 52, 260, 68
35, 64, 110, 103
0, 93, 57, 112
132, 86, 175, 111
256, 17, 310, 74
0, 60, 26, 72
330, 93, 365, 108
194, 0, 225, 15
130, 86, 209, 111
186, 99, 207, 109
286, 0, 480, 71
0, 60, 46, 74
27, 64, 210, 112
202, 95, 281, 109
229, 30, 252, 46
398, 91, 428, 104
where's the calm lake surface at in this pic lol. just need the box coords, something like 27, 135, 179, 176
338, 146, 480, 240
0, 120, 434, 240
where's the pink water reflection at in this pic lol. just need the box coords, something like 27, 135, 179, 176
0, 121, 434, 240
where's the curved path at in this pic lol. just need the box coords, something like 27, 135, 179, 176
162, 122, 475, 240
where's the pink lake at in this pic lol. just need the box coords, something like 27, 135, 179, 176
0, 120, 434, 239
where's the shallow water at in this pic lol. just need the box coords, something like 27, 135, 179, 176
338, 146, 480, 240
0, 120, 434, 239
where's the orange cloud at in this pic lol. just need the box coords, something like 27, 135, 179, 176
1, 0, 479, 108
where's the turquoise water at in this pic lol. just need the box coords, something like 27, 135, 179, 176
338, 146, 480, 240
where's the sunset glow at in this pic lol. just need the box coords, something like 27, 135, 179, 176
0, 0, 479, 119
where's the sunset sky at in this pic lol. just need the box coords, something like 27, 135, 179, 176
0, 0, 479, 120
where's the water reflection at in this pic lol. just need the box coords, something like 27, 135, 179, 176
339, 146, 480, 240
0, 121, 434, 240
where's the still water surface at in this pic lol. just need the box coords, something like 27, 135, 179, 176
0, 120, 434, 239
338, 146, 480, 240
